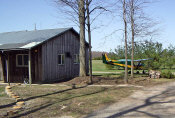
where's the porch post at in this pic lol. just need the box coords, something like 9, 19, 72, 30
0, 55, 5, 83
6, 54, 10, 85
28, 50, 32, 85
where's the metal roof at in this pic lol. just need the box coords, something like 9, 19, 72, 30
0, 43, 27, 50
0, 27, 73, 50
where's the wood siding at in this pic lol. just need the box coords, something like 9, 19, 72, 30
31, 46, 42, 83
42, 30, 89, 82
5, 51, 28, 83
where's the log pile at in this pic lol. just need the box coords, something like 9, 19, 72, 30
149, 70, 161, 79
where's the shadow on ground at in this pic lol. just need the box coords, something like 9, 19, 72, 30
86, 85, 175, 118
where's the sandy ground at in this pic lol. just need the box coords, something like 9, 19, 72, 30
86, 82, 175, 118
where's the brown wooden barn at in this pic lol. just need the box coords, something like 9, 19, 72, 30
0, 28, 89, 83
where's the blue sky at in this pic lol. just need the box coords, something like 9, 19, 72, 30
0, 0, 174, 52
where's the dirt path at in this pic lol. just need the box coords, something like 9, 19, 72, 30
85, 82, 175, 118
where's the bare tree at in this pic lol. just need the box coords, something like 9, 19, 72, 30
130, 0, 134, 79
86, 0, 93, 83
79, 0, 86, 77
123, 0, 128, 83
127, 0, 158, 79
112, 0, 129, 83
85, 0, 108, 84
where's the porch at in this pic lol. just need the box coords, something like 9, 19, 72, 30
0, 47, 42, 84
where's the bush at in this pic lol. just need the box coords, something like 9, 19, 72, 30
161, 70, 175, 79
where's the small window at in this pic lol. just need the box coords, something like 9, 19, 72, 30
58, 54, 65, 65
24, 55, 29, 65
66, 52, 71, 58
16, 54, 28, 67
17, 55, 23, 66
74, 54, 79, 64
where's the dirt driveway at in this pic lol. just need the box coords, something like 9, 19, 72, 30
86, 82, 175, 118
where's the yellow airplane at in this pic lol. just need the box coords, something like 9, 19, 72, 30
102, 54, 151, 70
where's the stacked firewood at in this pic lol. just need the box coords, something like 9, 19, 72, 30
149, 70, 161, 79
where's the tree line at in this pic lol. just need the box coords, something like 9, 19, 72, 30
108, 40, 175, 70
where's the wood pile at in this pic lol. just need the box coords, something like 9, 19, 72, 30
149, 70, 161, 79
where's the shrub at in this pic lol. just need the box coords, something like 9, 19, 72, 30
161, 70, 175, 79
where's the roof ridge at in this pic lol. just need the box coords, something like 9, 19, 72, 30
0, 27, 72, 34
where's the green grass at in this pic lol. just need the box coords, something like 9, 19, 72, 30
0, 86, 4, 92
93, 73, 124, 79
0, 86, 5, 97
92, 60, 175, 74
92, 60, 124, 72
92, 60, 148, 77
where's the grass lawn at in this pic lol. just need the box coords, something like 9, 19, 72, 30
92, 60, 148, 74
0, 86, 5, 97
10, 85, 137, 118
92, 60, 175, 73
92, 60, 124, 73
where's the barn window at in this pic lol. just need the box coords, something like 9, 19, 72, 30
24, 55, 29, 65
58, 54, 65, 65
66, 52, 71, 58
74, 54, 79, 64
16, 54, 28, 67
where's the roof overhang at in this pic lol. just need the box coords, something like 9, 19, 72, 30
0, 41, 42, 51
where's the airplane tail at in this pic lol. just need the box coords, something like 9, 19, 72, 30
102, 53, 109, 64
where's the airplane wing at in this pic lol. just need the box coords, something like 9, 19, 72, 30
118, 59, 132, 62
117, 58, 152, 62
133, 58, 152, 62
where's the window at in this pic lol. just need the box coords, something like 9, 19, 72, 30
24, 55, 29, 65
65, 52, 71, 58
74, 54, 79, 64
58, 54, 65, 65
16, 54, 29, 67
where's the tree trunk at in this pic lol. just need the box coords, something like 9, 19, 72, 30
123, 0, 128, 84
131, 0, 134, 79
79, 0, 86, 77
86, 0, 93, 84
